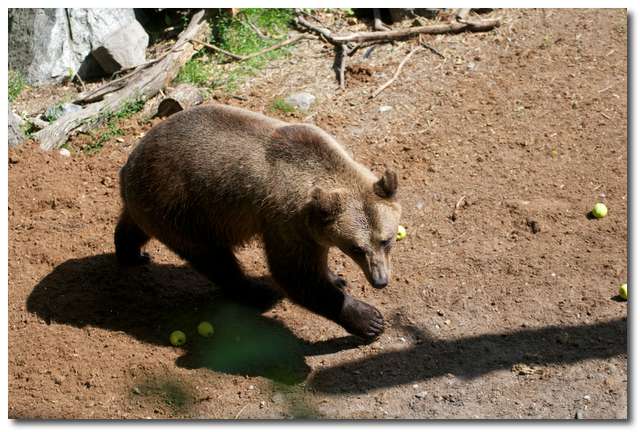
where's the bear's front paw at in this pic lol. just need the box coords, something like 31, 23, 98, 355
328, 271, 347, 290
117, 251, 151, 266
338, 296, 385, 341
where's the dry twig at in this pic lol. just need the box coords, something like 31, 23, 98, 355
371, 46, 423, 98
190, 34, 313, 63
451, 195, 467, 221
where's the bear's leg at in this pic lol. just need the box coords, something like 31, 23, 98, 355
264, 236, 384, 340
179, 245, 283, 311
114, 209, 151, 265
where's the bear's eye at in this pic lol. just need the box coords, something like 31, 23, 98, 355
350, 245, 366, 256
380, 238, 393, 249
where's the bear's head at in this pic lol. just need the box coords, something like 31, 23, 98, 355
307, 169, 401, 289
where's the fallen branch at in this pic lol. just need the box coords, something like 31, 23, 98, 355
36, 10, 210, 150
371, 46, 423, 98
296, 14, 500, 45
190, 33, 313, 63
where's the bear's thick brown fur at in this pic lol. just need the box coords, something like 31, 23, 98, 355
115, 104, 401, 339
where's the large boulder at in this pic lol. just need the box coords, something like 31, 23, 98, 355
8, 8, 148, 85
91, 20, 149, 75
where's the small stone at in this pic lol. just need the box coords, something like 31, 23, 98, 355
583, 395, 591, 401
248, 385, 255, 390
575, 410, 585, 419
415, 391, 428, 399
271, 392, 286, 404
526, 218, 541, 234
59, 148, 71, 157
284, 92, 316, 112
259, 400, 266, 409
53, 374, 64, 385
444, 319, 451, 326
132, 386, 141, 395
379, 105, 393, 113
437, 310, 445, 316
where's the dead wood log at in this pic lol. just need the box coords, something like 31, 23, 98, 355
35, 10, 210, 150
155, 83, 204, 117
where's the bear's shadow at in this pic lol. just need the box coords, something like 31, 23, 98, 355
26, 253, 361, 385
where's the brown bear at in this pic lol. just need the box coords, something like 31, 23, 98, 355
115, 104, 401, 339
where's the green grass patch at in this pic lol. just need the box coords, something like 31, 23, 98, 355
270, 98, 295, 114
8, 70, 27, 102
177, 9, 295, 92
176, 58, 217, 86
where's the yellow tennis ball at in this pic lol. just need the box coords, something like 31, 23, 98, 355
396, 225, 407, 241
619, 283, 627, 300
592, 203, 608, 219
169, 330, 186, 346
197, 321, 215, 337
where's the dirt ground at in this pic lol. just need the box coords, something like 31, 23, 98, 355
7, 9, 628, 419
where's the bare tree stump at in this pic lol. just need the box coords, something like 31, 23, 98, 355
155, 84, 205, 117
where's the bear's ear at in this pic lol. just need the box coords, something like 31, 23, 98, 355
308, 187, 345, 224
373, 169, 398, 199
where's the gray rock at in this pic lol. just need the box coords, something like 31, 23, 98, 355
91, 20, 148, 74
8, 107, 25, 148
8, 8, 142, 85
285, 92, 316, 112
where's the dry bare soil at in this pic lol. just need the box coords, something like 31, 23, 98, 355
8, 9, 627, 419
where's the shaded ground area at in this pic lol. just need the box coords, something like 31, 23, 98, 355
8, 9, 627, 419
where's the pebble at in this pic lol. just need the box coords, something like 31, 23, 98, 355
259, 400, 266, 409
59, 148, 71, 157
53, 374, 64, 385
575, 410, 585, 419
132, 386, 141, 395
284, 92, 316, 111
379, 105, 393, 113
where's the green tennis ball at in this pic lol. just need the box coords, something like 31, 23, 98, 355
169, 330, 186, 346
197, 321, 215, 337
619, 283, 627, 300
396, 225, 407, 241
592, 203, 608, 219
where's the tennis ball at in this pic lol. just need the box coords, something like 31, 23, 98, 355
396, 225, 407, 241
169, 330, 186, 346
197, 321, 215, 337
619, 283, 627, 300
592, 203, 608, 219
